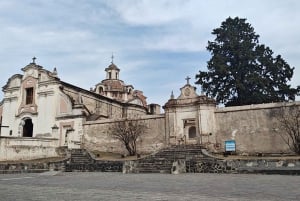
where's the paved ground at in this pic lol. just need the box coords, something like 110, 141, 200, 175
0, 172, 299, 201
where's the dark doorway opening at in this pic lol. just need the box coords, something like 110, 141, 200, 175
23, 119, 33, 137
188, 126, 196, 138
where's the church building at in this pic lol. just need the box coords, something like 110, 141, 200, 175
0, 58, 156, 160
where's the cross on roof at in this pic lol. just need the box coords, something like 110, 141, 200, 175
0, 123, 9, 128
185, 76, 191, 85
111, 53, 114, 64
32, 57, 36, 64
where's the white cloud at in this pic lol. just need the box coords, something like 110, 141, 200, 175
0, 0, 300, 106
107, 0, 189, 26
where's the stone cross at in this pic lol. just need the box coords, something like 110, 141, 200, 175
32, 57, 36, 64
185, 76, 191, 85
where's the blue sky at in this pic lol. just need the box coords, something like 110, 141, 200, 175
0, 0, 300, 107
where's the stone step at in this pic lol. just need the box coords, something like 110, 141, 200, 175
131, 145, 212, 173
71, 158, 92, 161
67, 149, 97, 171
135, 167, 171, 172
71, 160, 93, 164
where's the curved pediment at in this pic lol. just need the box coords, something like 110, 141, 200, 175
178, 84, 198, 99
3, 74, 22, 90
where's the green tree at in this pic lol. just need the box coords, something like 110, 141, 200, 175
107, 119, 148, 156
196, 17, 299, 106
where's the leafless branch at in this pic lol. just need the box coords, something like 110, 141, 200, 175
107, 119, 148, 156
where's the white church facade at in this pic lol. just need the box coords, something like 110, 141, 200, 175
0, 58, 154, 160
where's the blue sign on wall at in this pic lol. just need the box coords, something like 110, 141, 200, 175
225, 140, 236, 152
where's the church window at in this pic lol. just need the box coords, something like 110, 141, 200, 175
188, 126, 196, 138
99, 87, 104, 94
25, 87, 34, 105
109, 72, 111, 79
116, 72, 118, 79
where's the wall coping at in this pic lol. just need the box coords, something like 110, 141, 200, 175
0, 136, 59, 142
84, 114, 165, 125
215, 101, 300, 113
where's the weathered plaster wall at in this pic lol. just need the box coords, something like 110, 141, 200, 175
35, 85, 58, 137
126, 105, 148, 118
214, 102, 299, 154
83, 115, 165, 155
1, 93, 19, 136
0, 137, 60, 161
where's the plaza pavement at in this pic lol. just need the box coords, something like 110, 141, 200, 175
0, 172, 299, 201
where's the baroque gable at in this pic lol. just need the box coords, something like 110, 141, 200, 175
2, 74, 22, 91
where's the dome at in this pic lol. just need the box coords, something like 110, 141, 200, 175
105, 63, 120, 71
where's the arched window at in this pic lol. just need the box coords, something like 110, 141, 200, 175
23, 118, 33, 137
99, 87, 104, 94
188, 126, 196, 138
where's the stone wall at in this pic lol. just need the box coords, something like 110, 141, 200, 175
186, 157, 300, 175
83, 115, 165, 155
0, 159, 69, 174
0, 137, 61, 161
214, 102, 300, 154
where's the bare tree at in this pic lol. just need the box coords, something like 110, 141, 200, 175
275, 104, 300, 154
107, 119, 148, 156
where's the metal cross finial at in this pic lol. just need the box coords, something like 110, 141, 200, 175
111, 53, 114, 64
185, 76, 191, 85
32, 57, 36, 64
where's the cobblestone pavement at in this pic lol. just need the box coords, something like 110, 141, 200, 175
0, 172, 299, 201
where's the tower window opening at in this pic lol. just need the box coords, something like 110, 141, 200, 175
25, 88, 34, 105
99, 87, 104, 94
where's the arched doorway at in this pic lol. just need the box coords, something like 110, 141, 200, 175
188, 126, 196, 139
23, 118, 33, 137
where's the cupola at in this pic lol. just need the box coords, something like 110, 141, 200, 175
105, 54, 120, 80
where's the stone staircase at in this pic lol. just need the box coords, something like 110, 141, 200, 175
65, 149, 123, 172
65, 149, 95, 172
131, 144, 217, 173
70, 149, 95, 164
